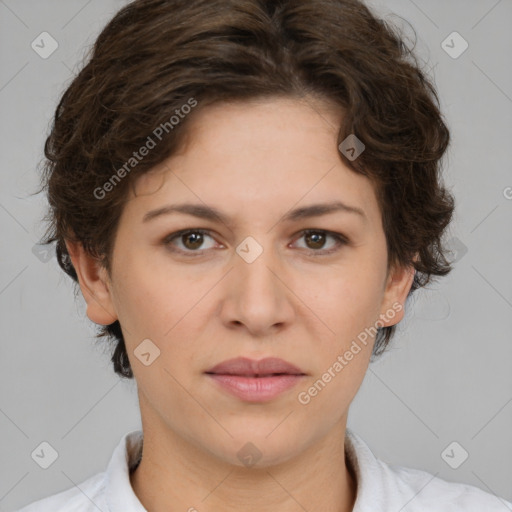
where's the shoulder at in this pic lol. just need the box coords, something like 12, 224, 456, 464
16, 429, 144, 512
16, 471, 106, 512
345, 429, 512, 512
381, 459, 512, 511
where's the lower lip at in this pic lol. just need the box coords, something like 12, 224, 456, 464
206, 374, 305, 402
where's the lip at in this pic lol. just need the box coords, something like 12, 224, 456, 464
205, 357, 307, 402
206, 356, 305, 376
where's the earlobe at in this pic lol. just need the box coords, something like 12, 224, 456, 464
65, 241, 118, 326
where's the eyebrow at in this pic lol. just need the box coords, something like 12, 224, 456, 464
142, 200, 367, 227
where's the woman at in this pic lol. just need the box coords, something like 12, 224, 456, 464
19, 0, 511, 510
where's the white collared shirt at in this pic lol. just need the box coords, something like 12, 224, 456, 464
17, 428, 512, 511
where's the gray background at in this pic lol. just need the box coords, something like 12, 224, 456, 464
1, 0, 511, 510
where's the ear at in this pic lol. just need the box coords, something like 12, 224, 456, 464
378, 255, 418, 327
65, 241, 118, 326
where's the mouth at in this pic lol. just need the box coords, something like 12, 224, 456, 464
205, 357, 306, 402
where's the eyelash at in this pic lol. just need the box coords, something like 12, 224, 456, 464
162, 228, 349, 257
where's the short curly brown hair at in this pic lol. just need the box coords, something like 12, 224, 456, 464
37, 0, 455, 379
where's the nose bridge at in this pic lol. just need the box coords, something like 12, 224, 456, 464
235, 234, 280, 293
222, 233, 294, 333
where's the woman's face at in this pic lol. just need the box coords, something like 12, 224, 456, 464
76, 96, 414, 466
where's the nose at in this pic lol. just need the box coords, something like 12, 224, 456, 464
219, 237, 295, 337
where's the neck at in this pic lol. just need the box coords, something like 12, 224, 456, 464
130, 417, 357, 512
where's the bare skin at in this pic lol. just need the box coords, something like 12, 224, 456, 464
67, 96, 415, 512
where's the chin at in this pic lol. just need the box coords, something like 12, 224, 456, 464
205, 431, 306, 469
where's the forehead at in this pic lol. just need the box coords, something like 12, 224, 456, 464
126, 97, 381, 228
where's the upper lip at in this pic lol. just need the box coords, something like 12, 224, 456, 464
205, 357, 306, 376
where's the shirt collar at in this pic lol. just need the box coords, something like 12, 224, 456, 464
345, 427, 388, 511
105, 429, 146, 511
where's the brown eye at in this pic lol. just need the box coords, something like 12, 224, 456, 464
164, 229, 217, 254
294, 229, 348, 255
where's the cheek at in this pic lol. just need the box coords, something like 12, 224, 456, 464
113, 263, 207, 377
302, 260, 384, 333
110, 252, 176, 338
